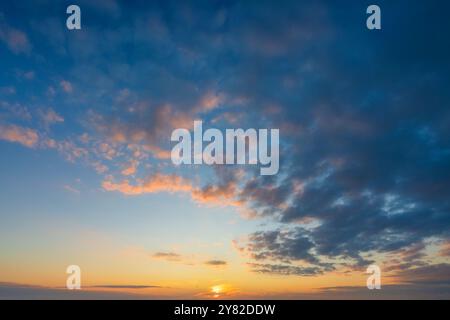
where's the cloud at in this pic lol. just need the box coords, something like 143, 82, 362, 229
15, 70, 35, 80
39, 108, 64, 127
313, 283, 450, 300
76, 0, 450, 281
88, 285, 161, 289
55, 140, 88, 162
242, 229, 317, 263
0, 124, 39, 148
0, 86, 16, 95
248, 263, 323, 276
152, 252, 182, 262
309, 264, 450, 299
103, 174, 193, 196
121, 159, 139, 176
0, 17, 30, 54
0, 0, 449, 292
235, 229, 335, 274
191, 180, 242, 207
60, 80, 73, 93
102, 170, 243, 208
85, 92, 224, 164
394, 263, 450, 285
197, 92, 223, 112
0, 282, 163, 300
152, 252, 228, 268
92, 161, 108, 174
217, 0, 450, 278
0, 101, 31, 120
23, 71, 35, 80
204, 260, 227, 267
382, 242, 428, 273
440, 241, 450, 257
63, 185, 80, 194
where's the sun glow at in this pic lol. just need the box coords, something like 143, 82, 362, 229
211, 285, 223, 298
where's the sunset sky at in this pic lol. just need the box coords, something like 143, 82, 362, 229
1, 0, 450, 299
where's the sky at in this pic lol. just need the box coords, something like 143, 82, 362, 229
1, 0, 450, 299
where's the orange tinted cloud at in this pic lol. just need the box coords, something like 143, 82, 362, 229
192, 182, 242, 207
0, 124, 39, 147
102, 173, 193, 195
102, 173, 242, 207
121, 159, 139, 176
197, 92, 222, 112
142, 144, 171, 160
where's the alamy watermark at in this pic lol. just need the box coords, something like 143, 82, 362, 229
366, 5, 381, 30
66, 5, 81, 30
66, 265, 81, 290
171, 121, 279, 175
366, 264, 381, 290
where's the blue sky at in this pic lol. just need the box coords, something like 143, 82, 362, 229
1, 0, 450, 299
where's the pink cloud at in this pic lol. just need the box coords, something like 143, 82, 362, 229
60, 80, 73, 93
0, 124, 39, 148
0, 24, 30, 54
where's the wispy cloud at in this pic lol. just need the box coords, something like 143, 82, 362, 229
39, 108, 64, 127
0, 16, 31, 54
152, 252, 182, 262
88, 285, 161, 289
0, 282, 161, 300
204, 260, 227, 267
60, 80, 73, 94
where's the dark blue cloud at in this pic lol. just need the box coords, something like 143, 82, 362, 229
222, 0, 450, 277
